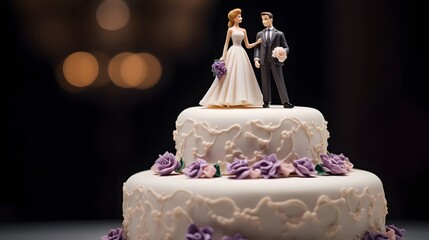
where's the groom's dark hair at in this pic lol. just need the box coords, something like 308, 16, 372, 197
261, 12, 273, 19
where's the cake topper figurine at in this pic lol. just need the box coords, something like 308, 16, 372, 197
200, 8, 263, 108
254, 11, 294, 108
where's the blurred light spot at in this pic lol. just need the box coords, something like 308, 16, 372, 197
108, 52, 162, 89
56, 63, 84, 94
120, 53, 148, 88
108, 52, 132, 88
96, 0, 130, 31
63, 51, 99, 87
136, 53, 162, 89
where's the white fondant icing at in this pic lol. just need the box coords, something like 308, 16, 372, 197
122, 106, 389, 240
173, 106, 329, 172
123, 169, 387, 240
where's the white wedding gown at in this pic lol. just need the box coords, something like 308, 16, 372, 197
200, 30, 263, 107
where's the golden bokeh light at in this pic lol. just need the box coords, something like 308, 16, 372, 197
63, 51, 99, 88
120, 53, 148, 88
136, 53, 162, 89
108, 52, 132, 88
96, 0, 130, 31
108, 52, 162, 89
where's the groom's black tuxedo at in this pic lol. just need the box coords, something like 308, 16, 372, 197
254, 27, 291, 105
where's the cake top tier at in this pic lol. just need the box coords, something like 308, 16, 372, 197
173, 106, 329, 172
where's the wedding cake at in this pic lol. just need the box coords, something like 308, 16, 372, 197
101, 7, 405, 240
115, 106, 402, 240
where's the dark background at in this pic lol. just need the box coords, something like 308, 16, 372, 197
3, 0, 427, 225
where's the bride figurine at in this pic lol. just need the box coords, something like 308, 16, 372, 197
200, 8, 263, 107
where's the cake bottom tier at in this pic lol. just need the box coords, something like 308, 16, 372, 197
122, 169, 387, 240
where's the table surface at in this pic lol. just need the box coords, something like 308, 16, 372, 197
0, 220, 427, 239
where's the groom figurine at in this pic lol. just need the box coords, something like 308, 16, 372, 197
254, 11, 294, 108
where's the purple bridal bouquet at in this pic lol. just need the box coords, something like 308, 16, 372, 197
211, 59, 227, 79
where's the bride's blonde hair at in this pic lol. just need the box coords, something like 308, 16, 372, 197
227, 8, 241, 27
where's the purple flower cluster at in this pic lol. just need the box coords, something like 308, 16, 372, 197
151, 151, 182, 176
363, 224, 405, 240
186, 224, 213, 240
211, 59, 227, 79
293, 157, 317, 177
226, 158, 254, 179
183, 158, 218, 178
318, 153, 353, 175
100, 228, 125, 240
227, 154, 316, 179
252, 154, 283, 179
184, 159, 209, 178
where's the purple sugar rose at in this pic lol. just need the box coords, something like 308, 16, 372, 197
293, 157, 317, 177
221, 233, 247, 240
320, 153, 350, 175
152, 151, 181, 176
385, 224, 405, 240
186, 223, 213, 240
183, 158, 209, 178
100, 228, 125, 240
252, 154, 282, 178
227, 158, 252, 179
363, 224, 405, 240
